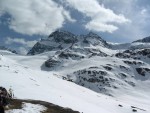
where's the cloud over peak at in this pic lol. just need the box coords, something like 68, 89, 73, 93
5, 37, 37, 48
0, 0, 75, 36
64, 0, 130, 33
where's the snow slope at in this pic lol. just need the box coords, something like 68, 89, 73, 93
0, 50, 150, 113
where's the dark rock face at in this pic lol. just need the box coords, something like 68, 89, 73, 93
45, 58, 61, 68
65, 66, 131, 95
132, 109, 137, 112
103, 66, 112, 71
137, 49, 150, 56
136, 68, 145, 76
71, 68, 113, 93
115, 52, 130, 58
119, 73, 127, 78
136, 68, 150, 76
58, 51, 84, 59
89, 51, 108, 58
28, 42, 55, 55
115, 48, 150, 60
119, 65, 130, 70
123, 60, 143, 65
48, 30, 77, 44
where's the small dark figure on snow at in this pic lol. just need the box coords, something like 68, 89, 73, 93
0, 87, 12, 113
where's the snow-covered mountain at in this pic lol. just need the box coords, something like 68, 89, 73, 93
1, 31, 150, 113
133, 36, 150, 43
0, 46, 17, 54
27, 30, 109, 55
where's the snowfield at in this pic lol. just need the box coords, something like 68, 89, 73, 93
0, 50, 150, 113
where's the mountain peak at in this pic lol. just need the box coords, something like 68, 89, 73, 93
28, 30, 110, 55
87, 32, 100, 37
48, 30, 75, 39
133, 36, 150, 43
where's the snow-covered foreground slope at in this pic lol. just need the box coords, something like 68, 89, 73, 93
0, 50, 150, 113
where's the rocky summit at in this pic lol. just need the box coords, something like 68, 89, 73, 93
27, 30, 109, 55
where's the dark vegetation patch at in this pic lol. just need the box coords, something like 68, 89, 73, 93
6, 99, 79, 113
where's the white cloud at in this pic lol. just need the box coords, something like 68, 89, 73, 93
18, 47, 28, 55
0, 0, 75, 36
64, 0, 130, 33
141, 9, 147, 15
85, 22, 118, 33
97, 0, 150, 41
5, 37, 37, 47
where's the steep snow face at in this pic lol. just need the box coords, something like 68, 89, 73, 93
0, 51, 150, 113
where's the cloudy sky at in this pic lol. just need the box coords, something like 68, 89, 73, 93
0, 0, 150, 54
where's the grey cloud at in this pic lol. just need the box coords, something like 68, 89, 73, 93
5, 37, 37, 48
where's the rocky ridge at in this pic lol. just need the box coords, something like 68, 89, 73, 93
27, 31, 150, 96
